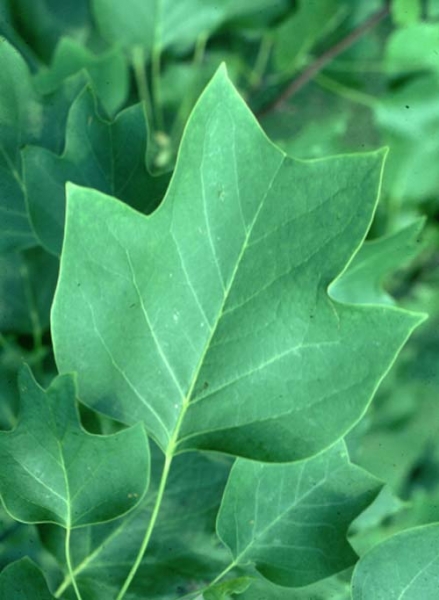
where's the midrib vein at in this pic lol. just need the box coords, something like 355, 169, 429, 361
167, 152, 285, 457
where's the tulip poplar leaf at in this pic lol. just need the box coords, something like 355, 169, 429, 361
0, 366, 150, 528
0, 558, 54, 599
52, 66, 423, 462
352, 524, 439, 599
217, 442, 381, 587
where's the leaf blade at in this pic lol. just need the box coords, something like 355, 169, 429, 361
52, 67, 423, 462
0, 366, 150, 528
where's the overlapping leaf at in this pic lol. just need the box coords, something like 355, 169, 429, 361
0, 246, 58, 334
330, 218, 425, 305
24, 88, 169, 254
217, 442, 381, 587
352, 524, 439, 599
272, 0, 347, 73
0, 366, 149, 528
52, 67, 423, 462
91, 0, 289, 55
0, 558, 54, 599
40, 451, 231, 599
0, 38, 88, 252
34, 37, 129, 117
0, 40, 39, 251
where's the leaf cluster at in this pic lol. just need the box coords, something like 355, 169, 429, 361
1, 1, 439, 599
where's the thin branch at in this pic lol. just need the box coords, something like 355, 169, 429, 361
257, 3, 390, 117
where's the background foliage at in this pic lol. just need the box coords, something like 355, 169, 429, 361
0, 0, 438, 598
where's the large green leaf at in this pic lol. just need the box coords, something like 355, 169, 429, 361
352, 524, 439, 599
0, 366, 149, 528
24, 87, 169, 254
40, 451, 231, 599
217, 442, 381, 587
0, 558, 54, 599
52, 67, 422, 462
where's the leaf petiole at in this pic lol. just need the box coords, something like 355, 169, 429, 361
64, 527, 83, 600
115, 453, 173, 600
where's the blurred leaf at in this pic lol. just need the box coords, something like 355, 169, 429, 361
272, 0, 347, 74
0, 39, 39, 251
376, 73, 439, 203
428, 0, 439, 19
8, 0, 91, 63
352, 524, 439, 599
24, 87, 169, 254
0, 558, 54, 599
330, 218, 426, 305
91, 0, 290, 56
386, 23, 439, 74
0, 366, 149, 528
34, 37, 129, 117
0, 246, 58, 334
217, 442, 382, 587
391, 0, 422, 26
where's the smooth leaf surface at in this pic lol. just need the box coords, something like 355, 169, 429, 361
52, 67, 423, 462
0, 366, 149, 528
352, 524, 439, 599
24, 87, 169, 254
217, 442, 381, 587
0, 558, 54, 599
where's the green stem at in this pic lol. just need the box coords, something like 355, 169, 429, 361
169, 32, 209, 146
248, 34, 272, 89
194, 31, 208, 65
315, 73, 379, 108
132, 46, 154, 136
20, 260, 43, 355
151, 47, 164, 132
64, 528, 83, 600
115, 453, 174, 600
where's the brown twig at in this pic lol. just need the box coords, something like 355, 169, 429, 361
257, 3, 390, 117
